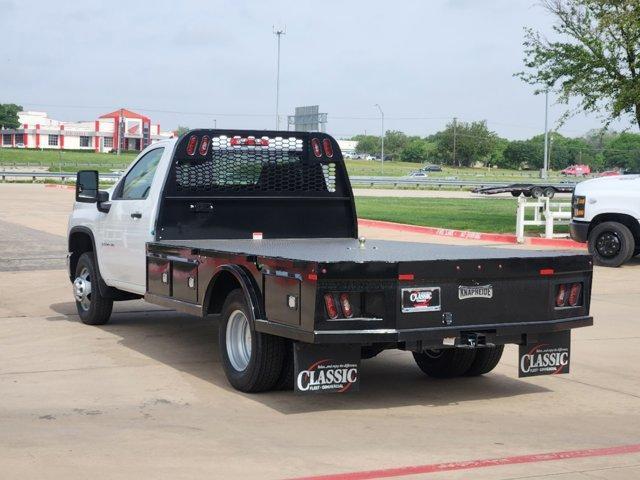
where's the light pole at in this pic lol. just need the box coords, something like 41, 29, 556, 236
213, 119, 217, 129
374, 104, 384, 172
273, 26, 286, 130
542, 89, 549, 179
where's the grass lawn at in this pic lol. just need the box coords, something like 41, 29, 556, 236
355, 196, 568, 235
0, 149, 136, 172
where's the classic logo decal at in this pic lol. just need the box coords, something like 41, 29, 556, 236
296, 359, 358, 393
520, 344, 569, 376
401, 287, 441, 313
458, 284, 493, 300
518, 332, 571, 377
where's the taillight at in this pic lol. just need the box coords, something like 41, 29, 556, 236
324, 293, 338, 319
186, 135, 198, 156
199, 135, 210, 156
568, 283, 582, 306
555, 284, 568, 307
322, 138, 334, 158
555, 282, 583, 308
339, 293, 353, 318
311, 138, 322, 157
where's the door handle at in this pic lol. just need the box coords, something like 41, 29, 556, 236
131, 212, 142, 219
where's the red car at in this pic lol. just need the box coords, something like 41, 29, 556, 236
561, 164, 591, 176
598, 170, 621, 177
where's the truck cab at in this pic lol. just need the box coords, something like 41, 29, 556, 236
570, 174, 640, 266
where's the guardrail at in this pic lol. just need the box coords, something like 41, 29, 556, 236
0, 171, 578, 190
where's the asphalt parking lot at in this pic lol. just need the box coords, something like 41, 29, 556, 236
1, 183, 640, 480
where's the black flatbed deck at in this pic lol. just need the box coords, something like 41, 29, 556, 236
152, 238, 585, 263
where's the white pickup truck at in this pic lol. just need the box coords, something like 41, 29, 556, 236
570, 174, 640, 267
67, 129, 593, 394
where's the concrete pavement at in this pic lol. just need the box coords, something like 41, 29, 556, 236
1, 184, 639, 480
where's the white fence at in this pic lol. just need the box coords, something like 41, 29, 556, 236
516, 195, 572, 243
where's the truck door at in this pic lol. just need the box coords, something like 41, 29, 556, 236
99, 147, 164, 293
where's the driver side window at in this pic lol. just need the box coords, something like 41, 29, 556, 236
115, 148, 164, 200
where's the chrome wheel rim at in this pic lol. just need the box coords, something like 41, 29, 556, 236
73, 267, 92, 312
226, 310, 252, 372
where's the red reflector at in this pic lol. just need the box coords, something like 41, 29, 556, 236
556, 284, 568, 307
398, 273, 414, 281
322, 138, 334, 158
568, 282, 582, 306
311, 138, 322, 157
324, 293, 338, 319
199, 135, 210, 156
230, 136, 269, 147
339, 293, 353, 318
307, 273, 318, 281
186, 135, 198, 156
540, 268, 555, 276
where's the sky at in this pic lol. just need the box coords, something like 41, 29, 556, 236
0, 0, 633, 140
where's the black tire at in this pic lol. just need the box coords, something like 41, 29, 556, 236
273, 340, 294, 391
511, 191, 520, 197
543, 187, 555, 199
412, 348, 476, 378
219, 289, 285, 392
588, 221, 635, 267
465, 345, 504, 376
74, 252, 113, 325
531, 186, 544, 199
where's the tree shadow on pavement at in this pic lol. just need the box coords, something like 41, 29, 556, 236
48, 301, 550, 414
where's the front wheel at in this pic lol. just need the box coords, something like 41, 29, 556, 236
73, 252, 113, 325
588, 221, 635, 267
412, 348, 476, 378
219, 289, 285, 392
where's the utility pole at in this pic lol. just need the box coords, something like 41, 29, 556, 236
273, 26, 286, 130
374, 104, 384, 172
542, 89, 549, 178
213, 119, 217, 129
117, 108, 124, 156
452, 117, 458, 166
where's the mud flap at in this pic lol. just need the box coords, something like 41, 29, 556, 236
294, 343, 360, 394
519, 331, 571, 378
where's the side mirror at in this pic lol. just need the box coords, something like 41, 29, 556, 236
76, 170, 99, 203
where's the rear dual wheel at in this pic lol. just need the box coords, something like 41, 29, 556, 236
219, 289, 287, 392
412, 345, 504, 378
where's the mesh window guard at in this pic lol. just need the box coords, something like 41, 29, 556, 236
174, 135, 336, 194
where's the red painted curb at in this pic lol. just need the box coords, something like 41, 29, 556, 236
288, 443, 640, 480
358, 218, 586, 250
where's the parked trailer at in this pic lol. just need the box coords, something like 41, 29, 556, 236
68, 130, 593, 394
474, 183, 576, 198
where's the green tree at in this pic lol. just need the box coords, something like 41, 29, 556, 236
383, 130, 410, 160
518, 0, 640, 129
352, 135, 380, 155
0, 103, 23, 129
501, 139, 543, 169
602, 132, 640, 169
175, 125, 190, 136
400, 139, 432, 163
433, 120, 499, 167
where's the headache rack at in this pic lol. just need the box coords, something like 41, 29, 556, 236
155, 129, 358, 241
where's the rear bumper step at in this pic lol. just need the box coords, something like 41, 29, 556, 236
255, 316, 593, 345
